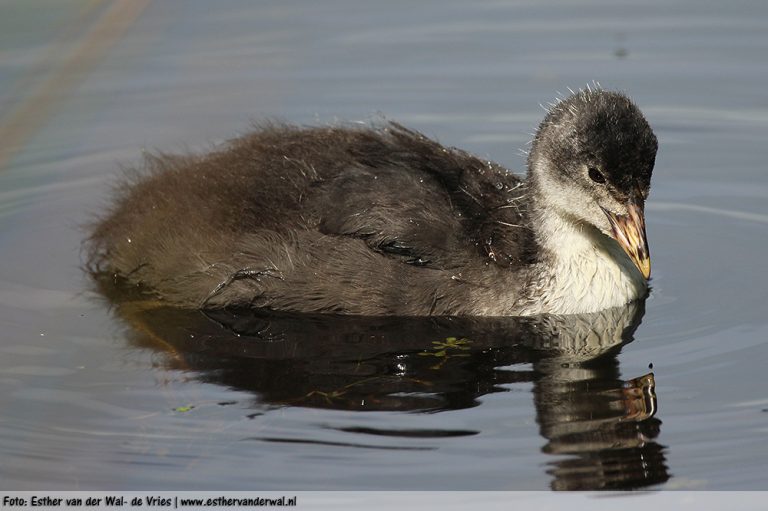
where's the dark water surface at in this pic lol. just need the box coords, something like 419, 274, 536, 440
1, 0, 767, 490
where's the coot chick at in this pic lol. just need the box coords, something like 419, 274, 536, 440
87, 88, 657, 316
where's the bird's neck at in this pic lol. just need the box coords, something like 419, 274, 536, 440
523, 201, 647, 315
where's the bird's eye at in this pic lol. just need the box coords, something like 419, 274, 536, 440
588, 167, 606, 184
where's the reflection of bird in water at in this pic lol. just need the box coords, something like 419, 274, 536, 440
99, 290, 668, 490
535, 362, 665, 490
87, 88, 656, 316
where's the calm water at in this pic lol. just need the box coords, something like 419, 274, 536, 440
1, 0, 767, 491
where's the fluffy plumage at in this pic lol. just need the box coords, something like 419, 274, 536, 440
87, 89, 657, 316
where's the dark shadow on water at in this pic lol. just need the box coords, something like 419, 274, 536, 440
101, 288, 668, 490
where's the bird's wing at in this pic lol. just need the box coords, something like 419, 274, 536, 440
311, 123, 534, 270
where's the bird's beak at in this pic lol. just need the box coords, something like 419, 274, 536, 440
601, 195, 651, 279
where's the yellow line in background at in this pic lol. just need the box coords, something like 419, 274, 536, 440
0, 0, 107, 117
0, 0, 153, 171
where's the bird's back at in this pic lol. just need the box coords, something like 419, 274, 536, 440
87, 123, 534, 315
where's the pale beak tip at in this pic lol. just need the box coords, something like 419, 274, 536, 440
638, 259, 651, 280
602, 201, 651, 281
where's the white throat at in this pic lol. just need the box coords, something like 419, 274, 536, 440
523, 207, 648, 315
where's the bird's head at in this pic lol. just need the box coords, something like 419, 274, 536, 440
528, 88, 658, 279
